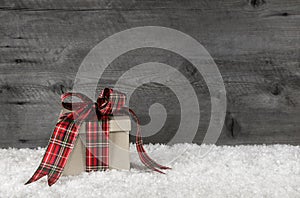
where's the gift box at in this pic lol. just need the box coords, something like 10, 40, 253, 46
62, 115, 131, 176
25, 89, 169, 186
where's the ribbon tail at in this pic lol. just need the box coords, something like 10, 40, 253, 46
25, 166, 48, 185
127, 108, 171, 172
25, 169, 60, 186
136, 142, 171, 170
47, 173, 61, 186
136, 151, 166, 174
25, 111, 85, 186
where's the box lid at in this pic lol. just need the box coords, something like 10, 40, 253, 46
61, 109, 131, 132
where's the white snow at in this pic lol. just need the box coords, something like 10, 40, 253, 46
0, 144, 300, 198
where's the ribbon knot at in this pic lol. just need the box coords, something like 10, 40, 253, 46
25, 88, 170, 186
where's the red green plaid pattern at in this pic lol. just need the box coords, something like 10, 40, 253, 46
129, 108, 171, 173
25, 108, 88, 186
25, 88, 170, 186
85, 121, 109, 172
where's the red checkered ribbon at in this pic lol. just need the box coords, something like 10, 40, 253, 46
85, 121, 109, 172
25, 88, 170, 186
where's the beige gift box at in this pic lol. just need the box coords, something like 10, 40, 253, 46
62, 115, 131, 176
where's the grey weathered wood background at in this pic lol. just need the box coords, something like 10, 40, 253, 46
0, 0, 299, 148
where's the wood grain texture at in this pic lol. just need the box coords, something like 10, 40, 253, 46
0, 0, 299, 148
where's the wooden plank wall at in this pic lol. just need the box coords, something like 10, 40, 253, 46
0, 0, 299, 148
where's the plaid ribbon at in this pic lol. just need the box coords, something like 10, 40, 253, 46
25, 88, 170, 186
85, 121, 109, 172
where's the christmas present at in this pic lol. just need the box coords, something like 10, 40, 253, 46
25, 88, 170, 186
62, 116, 131, 176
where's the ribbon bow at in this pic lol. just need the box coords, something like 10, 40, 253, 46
25, 88, 170, 186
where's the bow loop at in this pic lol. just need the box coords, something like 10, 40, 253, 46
61, 90, 113, 120
61, 92, 94, 111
